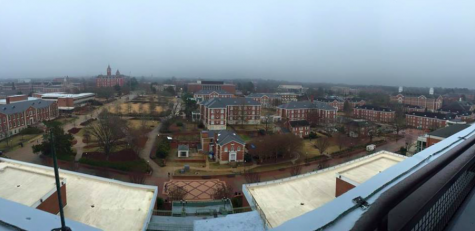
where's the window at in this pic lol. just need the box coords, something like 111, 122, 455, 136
221, 109, 224, 113
221, 121, 224, 125
225, 147, 228, 152
237, 146, 241, 151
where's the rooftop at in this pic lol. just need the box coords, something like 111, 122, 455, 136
200, 98, 260, 108
194, 89, 233, 95
0, 99, 54, 115
277, 101, 336, 111
355, 104, 392, 112
243, 151, 405, 227
407, 111, 456, 119
427, 124, 471, 138
38, 92, 96, 99
0, 158, 157, 231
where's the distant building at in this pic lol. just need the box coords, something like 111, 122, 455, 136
193, 89, 234, 103
198, 98, 261, 130
316, 97, 366, 112
153, 84, 176, 92
33, 92, 95, 112
405, 112, 457, 130
187, 80, 236, 94
417, 124, 470, 151
245, 93, 298, 108
403, 104, 425, 113
276, 101, 337, 124
286, 120, 310, 138
96, 65, 125, 88
277, 84, 305, 94
345, 119, 376, 138
353, 105, 395, 123
200, 130, 246, 164
0, 99, 59, 139
390, 93, 443, 111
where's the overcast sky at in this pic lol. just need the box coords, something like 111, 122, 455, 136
1, 0, 474, 88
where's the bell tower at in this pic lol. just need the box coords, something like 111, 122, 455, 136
107, 65, 112, 76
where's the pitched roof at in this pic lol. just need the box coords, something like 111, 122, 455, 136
0, 99, 54, 115
277, 101, 337, 111
246, 93, 279, 98
355, 105, 393, 112
194, 89, 233, 95
206, 130, 245, 145
200, 98, 260, 108
391, 93, 442, 99
427, 124, 471, 138
289, 120, 310, 127
407, 112, 456, 120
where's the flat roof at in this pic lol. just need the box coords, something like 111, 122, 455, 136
0, 159, 157, 231
0, 166, 62, 207
38, 92, 95, 99
244, 151, 405, 227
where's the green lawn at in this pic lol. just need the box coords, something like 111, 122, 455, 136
0, 134, 41, 152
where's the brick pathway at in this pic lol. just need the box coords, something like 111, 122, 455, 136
163, 179, 225, 201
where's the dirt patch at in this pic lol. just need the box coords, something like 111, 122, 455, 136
68, 127, 81, 134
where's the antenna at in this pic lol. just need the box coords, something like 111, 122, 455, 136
50, 131, 71, 231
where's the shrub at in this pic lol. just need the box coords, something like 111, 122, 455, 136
197, 122, 205, 129
79, 158, 149, 172
156, 197, 164, 209
20, 126, 43, 135
244, 153, 252, 163
156, 139, 171, 159
176, 122, 184, 127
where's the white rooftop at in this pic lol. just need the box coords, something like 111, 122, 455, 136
38, 92, 95, 99
0, 158, 157, 231
244, 151, 405, 228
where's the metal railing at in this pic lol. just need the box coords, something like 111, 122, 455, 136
352, 129, 475, 231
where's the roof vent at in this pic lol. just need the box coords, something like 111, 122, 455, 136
12, 106, 15, 109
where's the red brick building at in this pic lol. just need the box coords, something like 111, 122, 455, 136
187, 80, 236, 94
391, 93, 443, 111
96, 65, 125, 88
353, 105, 395, 123
276, 101, 337, 124
199, 98, 261, 130
405, 112, 456, 130
200, 130, 246, 164
286, 120, 310, 138
403, 104, 425, 113
316, 98, 366, 112
246, 93, 298, 108
193, 90, 234, 102
0, 99, 58, 139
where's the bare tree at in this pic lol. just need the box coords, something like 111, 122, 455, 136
126, 103, 132, 115
125, 126, 143, 156
315, 137, 330, 155
167, 185, 188, 201
86, 111, 126, 160
335, 133, 348, 151
243, 169, 260, 183
290, 164, 302, 176
129, 172, 146, 184
137, 103, 144, 114
212, 182, 234, 199
114, 102, 122, 116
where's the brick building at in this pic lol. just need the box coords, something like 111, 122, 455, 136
0, 99, 59, 139
286, 120, 310, 138
353, 105, 395, 123
403, 104, 425, 113
416, 124, 470, 151
405, 112, 457, 130
199, 98, 261, 130
390, 93, 443, 111
187, 80, 236, 94
33, 92, 95, 112
276, 101, 337, 124
316, 97, 366, 111
200, 130, 246, 164
193, 89, 234, 103
96, 65, 125, 88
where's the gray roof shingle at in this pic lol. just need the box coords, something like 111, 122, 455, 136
200, 98, 260, 108
0, 99, 54, 115
206, 130, 245, 145
277, 101, 336, 111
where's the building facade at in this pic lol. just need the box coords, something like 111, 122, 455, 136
199, 98, 261, 130
353, 105, 395, 123
390, 94, 443, 111
0, 99, 59, 139
95, 65, 125, 88
193, 90, 234, 103
405, 112, 456, 130
200, 130, 246, 164
276, 101, 337, 124
286, 120, 310, 138
187, 80, 236, 94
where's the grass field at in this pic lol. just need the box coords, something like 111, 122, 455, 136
108, 102, 166, 114
127, 120, 159, 129
0, 134, 41, 152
